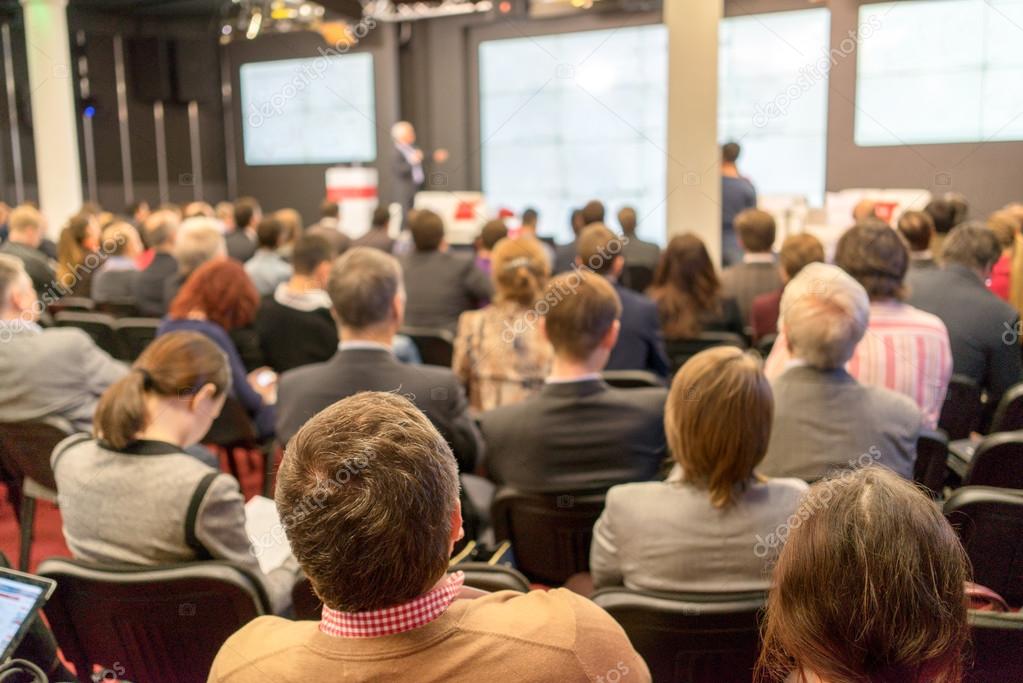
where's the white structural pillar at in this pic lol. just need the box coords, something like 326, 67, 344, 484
22, 0, 82, 237
664, 0, 723, 263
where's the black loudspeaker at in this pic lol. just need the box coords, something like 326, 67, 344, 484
317, 0, 365, 19
127, 37, 173, 103
173, 38, 216, 104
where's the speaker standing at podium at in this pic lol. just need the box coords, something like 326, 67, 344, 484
391, 121, 449, 218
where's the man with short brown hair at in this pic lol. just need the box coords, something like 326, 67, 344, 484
210, 392, 649, 683
749, 233, 824, 341
721, 208, 782, 326
480, 271, 667, 493
897, 210, 937, 269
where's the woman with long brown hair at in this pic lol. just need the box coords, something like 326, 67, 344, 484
52, 331, 296, 613
756, 467, 970, 683
159, 259, 276, 436
648, 233, 743, 339
56, 212, 102, 297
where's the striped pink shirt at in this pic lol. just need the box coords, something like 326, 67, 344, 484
765, 301, 952, 428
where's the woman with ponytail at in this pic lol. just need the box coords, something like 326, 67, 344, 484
51, 331, 297, 614
453, 236, 553, 411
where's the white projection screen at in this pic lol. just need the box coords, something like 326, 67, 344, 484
856, 0, 1023, 146
478, 25, 668, 245
240, 53, 377, 166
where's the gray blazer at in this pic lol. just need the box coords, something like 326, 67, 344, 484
591, 475, 809, 592
759, 365, 921, 481
399, 250, 492, 333
0, 324, 127, 432
907, 263, 1022, 403
720, 260, 783, 327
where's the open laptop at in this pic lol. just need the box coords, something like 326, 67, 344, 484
0, 568, 56, 662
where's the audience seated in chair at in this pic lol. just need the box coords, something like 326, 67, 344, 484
399, 210, 492, 334
0, 205, 54, 297
255, 233, 338, 373
0, 255, 127, 432
766, 221, 952, 429
577, 223, 669, 377
352, 205, 396, 254
473, 218, 507, 282
591, 346, 808, 593
51, 332, 297, 615
56, 212, 103, 298
480, 271, 666, 493
924, 193, 969, 260
134, 210, 180, 316
163, 218, 227, 310
453, 236, 553, 412
759, 263, 921, 481
226, 197, 259, 263
755, 467, 969, 683
244, 216, 292, 296
649, 233, 745, 340
553, 207, 588, 274
617, 206, 660, 273
517, 207, 556, 269
91, 222, 144, 304
275, 247, 481, 475
209, 392, 649, 683
986, 210, 1019, 302
273, 207, 303, 262
749, 233, 824, 343
898, 209, 938, 271
160, 259, 276, 438
720, 208, 782, 326
907, 222, 1023, 409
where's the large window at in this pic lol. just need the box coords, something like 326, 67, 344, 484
718, 8, 831, 206
479, 25, 667, 245
856, 0, 1023, 146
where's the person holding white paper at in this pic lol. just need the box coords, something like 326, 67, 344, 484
51, 331, 299, 614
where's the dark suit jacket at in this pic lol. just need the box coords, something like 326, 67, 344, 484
907, 264, 1023, 402
479, 379, 667, 494
720, 260, 782, 327
353, 228, 395, 253
135, 251, 177, 316
607, 282, 670, 377
399, 250, 492, 333
0, 242, 54, 295
553, 240, 577, 274
276, 347, 482, 473
393, 146, 423, 211
226, 230, 257, 263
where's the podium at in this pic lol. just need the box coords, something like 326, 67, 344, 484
325, 166, 378, 239
414, 191, 488, 246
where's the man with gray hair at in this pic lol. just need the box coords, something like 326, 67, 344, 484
392, 120, 424, 213
0, 254, 126, 431
908, 221, 1022, 406
162, 219, 227, 310
758, 262, 921, 481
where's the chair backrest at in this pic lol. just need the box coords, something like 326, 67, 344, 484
592, 588, 768, 683
202, 397, 258, 449
665, 332, 747, 374
114, 317, 161, 361
37, 558, 269, 683
95, 299, 139, 318
940, 374, 984, 441
754, 333, 777, 358
915, 428, 949, 497
967, 609, 1023, 682
54, 311, 126, 360
601, 370, 666, 389
290, 562, 530, 620
400, 326, 455, 367
50, 296, 95, 313
0, 417, 73, 491
988, 382, 1023, 434
622, 264, 654, 294
962, 430, 1023, 489
490, 488, 606, 585
944, 486, 1023, 607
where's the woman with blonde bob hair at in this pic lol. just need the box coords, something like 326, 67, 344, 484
590, 346, 808, 592
756, 467, 969, 683
452, 236, 554, 412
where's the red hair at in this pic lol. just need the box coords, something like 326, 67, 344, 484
169, 259, 259, 331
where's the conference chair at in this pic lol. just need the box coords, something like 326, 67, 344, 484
914, 428, 950, 498
290, 562, 530, 620
939, 374, 984, 441
949, 430, 1023, 489
944, 486, 1023, 607
0, 417, 70, 571
48, 296, 95, 314
592, 587, 768, 683
967, 609, 1023, 682
490, 488, 607, 585
400, 326, 455, 367
114, 317, 161, 361
54, 311, 126, 360
987, 382, 1023, 434
665, 332, 747, 374
202, 397, 275, 497
94, 298, 139, 318
622, 264, 655, 294
601, 370, 666, 389
754, 333, 777, 358
37, 558, 270, 683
